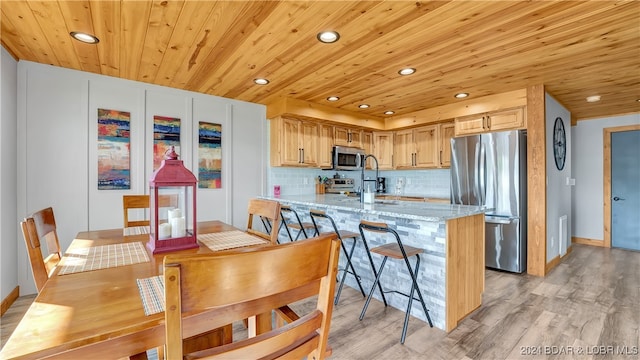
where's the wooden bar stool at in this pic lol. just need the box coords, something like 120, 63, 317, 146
309, 209, 367, 305
279, 205, 317, 241
358, 220, 434, 344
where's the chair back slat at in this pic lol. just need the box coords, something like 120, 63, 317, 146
189, 311, 322, 359
164, 233, 340, 360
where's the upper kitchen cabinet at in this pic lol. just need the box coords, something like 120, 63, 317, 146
361, 131, 374, 169
394, 124, 439, 169
373, 132, 394, 170
394, 129, 414, 168
438, 122, 455, 168
318, 123, 334, 168
334, 126, 362, 148
270, 116, 318, 167
454, 107, 525, 136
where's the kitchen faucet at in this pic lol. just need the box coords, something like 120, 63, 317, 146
360, 154, 379, 203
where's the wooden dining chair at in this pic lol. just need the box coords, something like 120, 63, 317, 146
246, 198, 281, 244
123, 195, 150, 228
20, 207, 62, 292
163, 233, 340, 360
123, 194, 178, 228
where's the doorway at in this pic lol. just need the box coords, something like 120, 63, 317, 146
604, 125, 640, 250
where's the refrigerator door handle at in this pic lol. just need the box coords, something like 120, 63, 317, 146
486, 217, 513, 225
474, 142, 481, 201
479, 143, 486, 205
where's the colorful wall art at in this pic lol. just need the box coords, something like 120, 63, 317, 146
153, 115, 181, 170
97, 109, 131, 190
198, 122, 222, 188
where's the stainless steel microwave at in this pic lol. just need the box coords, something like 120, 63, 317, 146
332, 146, 365, 170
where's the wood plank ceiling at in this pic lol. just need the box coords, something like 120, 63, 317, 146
1, 1, 639, 121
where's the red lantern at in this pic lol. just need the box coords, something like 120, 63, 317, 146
148, 146, 198, 254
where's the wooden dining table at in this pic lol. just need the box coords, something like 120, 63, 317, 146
0, 221, 273, 360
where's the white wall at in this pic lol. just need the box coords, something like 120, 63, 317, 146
17, 61, 266, 294
545, 93, 572, 261
1, 47, 18, 299
573, 113, 640, 242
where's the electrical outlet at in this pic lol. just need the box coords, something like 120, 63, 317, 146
303, 177, 308, 185
406, 178, 412, 185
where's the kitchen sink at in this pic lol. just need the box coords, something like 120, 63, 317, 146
375, 200, 399, 205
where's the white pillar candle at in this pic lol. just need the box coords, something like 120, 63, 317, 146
158, 223, 172, 239
170, 217, 186, 238
168, 208, 182, 219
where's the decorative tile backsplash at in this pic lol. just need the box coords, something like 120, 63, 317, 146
267, 167, 451, 199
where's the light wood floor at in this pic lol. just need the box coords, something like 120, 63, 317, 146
3, 244, 639, 359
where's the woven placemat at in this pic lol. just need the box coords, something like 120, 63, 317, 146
58, 242, 150, 275
136, 275, 164, 316
198, 230, 268, 251
123, 226, 150, 236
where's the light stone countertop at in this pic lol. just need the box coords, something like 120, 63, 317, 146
261, 194, 486, 222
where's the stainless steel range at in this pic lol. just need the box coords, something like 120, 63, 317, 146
325, 178, 355, 193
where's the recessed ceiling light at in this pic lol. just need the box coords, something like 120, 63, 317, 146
454, 92, 469, 99
398, 68, 416, 76
586, 95, 601, 103
358, 104, 370, 109
70, 31, 99, 44
384, 110, 395, 115
253, 78, 269, 85
326, 96, 340, 101
317, 31, 340, 43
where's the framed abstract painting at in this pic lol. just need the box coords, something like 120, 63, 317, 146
97, 109, 131, 190
153, 115, 181, 170
198, 122, 222, 188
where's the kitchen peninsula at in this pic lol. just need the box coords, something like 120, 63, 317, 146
262, 194, 486, 332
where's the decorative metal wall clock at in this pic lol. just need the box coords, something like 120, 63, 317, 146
553, 117, 566, 170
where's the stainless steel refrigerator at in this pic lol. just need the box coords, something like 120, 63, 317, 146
450, 130, 527, 273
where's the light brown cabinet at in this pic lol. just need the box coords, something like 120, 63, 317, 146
361, 131, 374, 169
373, 132, 394, 170
454, 107, 525, 136
317, 123, 334, 168
438, 122, 455, 167
334, 126, 362, 148
394, 124, 438, 169
270, 116, 318, 167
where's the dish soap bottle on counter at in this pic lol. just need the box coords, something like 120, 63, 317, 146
363, 183, 375, 204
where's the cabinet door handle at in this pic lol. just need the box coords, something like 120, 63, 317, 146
439, 150, 442, 165
299, 148, 303, 163
302, 148, 305, 163
482, 116, 486, 129
487, 116, 491, 129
